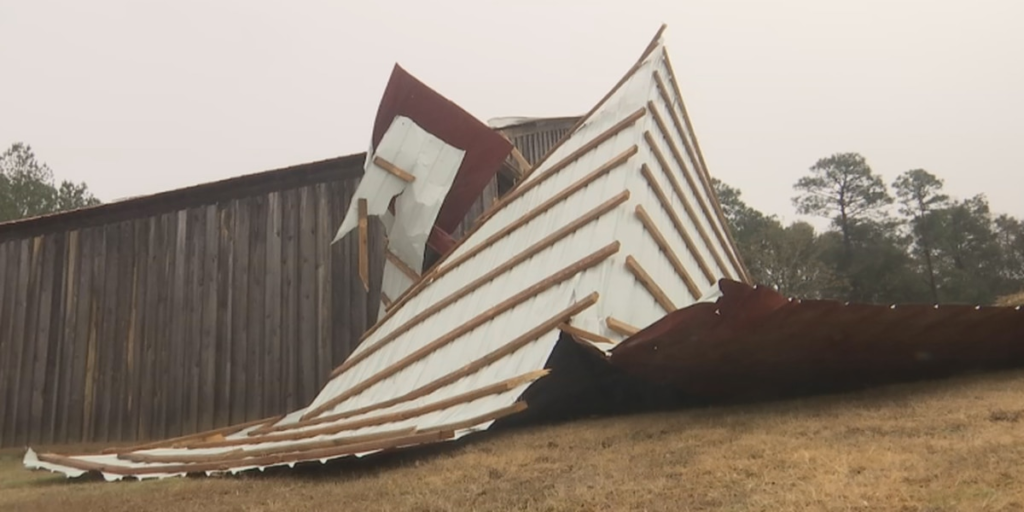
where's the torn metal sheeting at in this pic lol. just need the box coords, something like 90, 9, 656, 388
25, 26, 749, 479
370, 64, 513, 247
611, 279, 1024, 400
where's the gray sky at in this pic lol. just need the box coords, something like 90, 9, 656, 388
2, 0, 1022, 225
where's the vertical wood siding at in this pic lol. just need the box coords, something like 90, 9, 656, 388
0, 172, 386, 447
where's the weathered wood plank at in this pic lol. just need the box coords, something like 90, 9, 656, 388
357, 198, 369, 291
314, 184, 333, 384
214, 202, 234, 429
199, 205, 219, 430
152, 213, 173, 441
68, 230, 94, 443
183, 206, 206, 436
167, 211, 188, 437
329, 180, 352, 367
229, 199, 251, 424
41, 234, 66, 444
156, 214, 179, 438
366, 216, 384, 328
107, 221, 133, 442
123, 220, 146, 442
82, 228, 106, 442
279, 189, 299, 411
29, 234, 58, 444
0, 241, 18, 444
263, 192, 283, 417
138, 216, 157, 440
12, 237, 41, 446
298, 186, 318, 403
54, 231, 79, 444
247, 196, 267, 420
101, 224, 124, 443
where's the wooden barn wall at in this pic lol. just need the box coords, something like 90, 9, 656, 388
451, 176, 499, 240
0, 177, 386, 448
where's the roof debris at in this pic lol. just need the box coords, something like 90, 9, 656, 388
22, 25, 1024, 481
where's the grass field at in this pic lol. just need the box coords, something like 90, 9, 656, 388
2, 369, 1023, 511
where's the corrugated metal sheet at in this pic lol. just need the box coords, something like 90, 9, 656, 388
24, 26, 749, 479
611, 279, 1024, 400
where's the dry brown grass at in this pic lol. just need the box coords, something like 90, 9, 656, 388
3, 370, 1024, 511
996, 292, 1024, 307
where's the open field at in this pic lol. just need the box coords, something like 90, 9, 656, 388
2, 369, 1024, 512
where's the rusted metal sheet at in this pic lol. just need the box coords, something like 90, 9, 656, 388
372, 64, 512, 250
611, 280, 1024, 400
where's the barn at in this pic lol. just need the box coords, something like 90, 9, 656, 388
0, 119, 573, 449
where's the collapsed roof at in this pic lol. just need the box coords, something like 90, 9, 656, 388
23, 25, 1024, 481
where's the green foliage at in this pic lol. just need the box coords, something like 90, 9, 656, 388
715, 179, 842, 298
892, 169, 949, 302
793, 152, 893, 232
0, 142, 100, 222
718, 152, 1023, 306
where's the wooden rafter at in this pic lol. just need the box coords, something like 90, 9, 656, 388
625, 255, 677, 313
330, 192, 627, 380
647, 102, 739, 280
634, 204, 700, 299
660, 53, 753, 283
385, 249, 421, 281
606, 317, 640, 337
358, 198, 369, 291
334, 149, 637, 377
356, 108, 646, 345
253, 293, 599, 436
559, 323, 615, 345
640, 164, 715, 284
372, 156, 416, 183
306, 242, 621, 419
190, 370, 550, 449
643, 131, 730, 282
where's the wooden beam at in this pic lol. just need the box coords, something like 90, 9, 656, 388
559, 323, 615, 345
640, 164, 716, 285
358, 198, 369, 291
643, 131, 730, 283
510, 147, 532, 176
103, 415, 282, 454
41, 430, 454, 477
309, 243, 614, 419
357, 109, 646, 345
253, 293, 599, 436
120, 427, 418, 464
624, 255, 677, 313
329, 152, 635, 379
380, 291, 393, 310
647, 101, 739, 281
331, 190, 627, 380
635, 204, 701, 300
372, 156, 416, 183
659, 56, 753, 283
437, 148, 636, 278
195, 370, 551, 448
606, 317, 640, 337
308, 242, 620, 419
385, 249, 420, 282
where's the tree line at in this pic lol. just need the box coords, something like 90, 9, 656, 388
0, 142, 100, 223
716, 152, 1024, 306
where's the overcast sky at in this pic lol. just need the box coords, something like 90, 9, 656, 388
2, 0, 1021, 225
